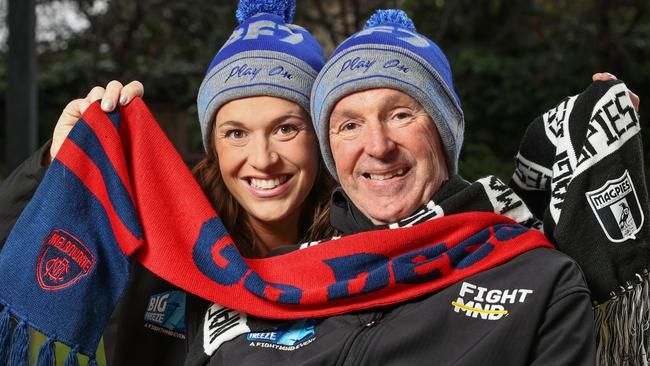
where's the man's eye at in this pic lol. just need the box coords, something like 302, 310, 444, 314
225, 129, 246, 139
341, 122, 358, 131
393, 112, 412, 120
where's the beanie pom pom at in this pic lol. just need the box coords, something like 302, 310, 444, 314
236, 0, 296, 24
364, 9, 416, 32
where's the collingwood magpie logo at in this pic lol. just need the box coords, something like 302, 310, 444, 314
586, 170, 644, 242
452, 282, 533, 320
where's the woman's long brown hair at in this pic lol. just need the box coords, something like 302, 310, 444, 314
192, 129, 337, 258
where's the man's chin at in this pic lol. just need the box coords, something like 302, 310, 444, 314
347, 185, 425, 225
362, 204, 416, 226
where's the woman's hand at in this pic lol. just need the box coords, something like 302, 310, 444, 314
48, 80, 144, 164
592, 72, 640, 112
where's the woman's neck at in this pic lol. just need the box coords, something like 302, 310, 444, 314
247, 212, 301, 258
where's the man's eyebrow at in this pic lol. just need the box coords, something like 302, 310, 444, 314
383, 93, 417, 108
330, 107, 358, 119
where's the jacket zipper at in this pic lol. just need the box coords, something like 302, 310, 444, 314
340, 312, 383, 366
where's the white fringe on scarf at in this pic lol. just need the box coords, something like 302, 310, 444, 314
595, 270, 650, 366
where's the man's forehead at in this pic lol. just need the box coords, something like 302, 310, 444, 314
331, 88, 420, 117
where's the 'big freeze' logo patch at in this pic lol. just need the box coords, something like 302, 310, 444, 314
144, 291, 186, 339
586, 170, 644, 242
452, 282, 533, 320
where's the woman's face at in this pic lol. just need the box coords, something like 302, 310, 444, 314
214, 96, 319, 226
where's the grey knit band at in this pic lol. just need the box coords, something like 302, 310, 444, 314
311, 44, 464, 180
197, 50, 318, 151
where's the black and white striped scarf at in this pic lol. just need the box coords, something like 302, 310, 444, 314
511, 80, 649, 365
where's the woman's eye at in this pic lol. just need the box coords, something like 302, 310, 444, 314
225, 129, 246, 139
277, 124, 298, 135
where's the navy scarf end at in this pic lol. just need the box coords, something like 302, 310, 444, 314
36, 336, 55, 366
0, 307, 93, 366
0, 307, 10, 364
65, 346, 80, 366
8, 318, 29, 366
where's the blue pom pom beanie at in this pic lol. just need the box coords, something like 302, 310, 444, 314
311, 9, 464, 180
197, 0, 324, 150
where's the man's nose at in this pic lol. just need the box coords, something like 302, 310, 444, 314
248, 137, 280, 170
363, 122, 397, 159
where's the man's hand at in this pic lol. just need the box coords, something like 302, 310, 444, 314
47, 80, 144, 165
592, 72, 640, 112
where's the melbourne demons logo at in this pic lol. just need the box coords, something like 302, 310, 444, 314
37, 229, 95, 290
586, 170, 644, 243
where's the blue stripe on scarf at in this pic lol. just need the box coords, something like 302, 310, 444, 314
106, 108, 121, 130
67, 119, 143, 240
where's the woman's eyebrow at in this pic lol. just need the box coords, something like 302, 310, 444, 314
216, 120, 245, 129
269, 113, 306, 125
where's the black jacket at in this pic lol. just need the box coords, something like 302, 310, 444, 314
0, 144, 188, 366
184, 179, 596, 366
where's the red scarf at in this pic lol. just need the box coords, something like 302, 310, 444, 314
77, 99, 551, 318
0, 99, 551, 360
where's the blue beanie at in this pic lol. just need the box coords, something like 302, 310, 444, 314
310, 9, 464, 180
197, 0, 325, 151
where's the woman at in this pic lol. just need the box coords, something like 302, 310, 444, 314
0, 0, 333, 364
192, 95, 334, 258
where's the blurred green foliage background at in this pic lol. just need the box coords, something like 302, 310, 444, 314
405, 0, 650, 180
1, 0, 648, 182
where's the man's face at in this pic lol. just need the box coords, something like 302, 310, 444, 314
329, 88, 449, 225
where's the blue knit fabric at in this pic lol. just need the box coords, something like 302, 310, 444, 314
197, 0, 324, 151
64, 346, 80, 366
0, 308, 9, 365
235, 0, 295, 24
310, 9, 464, 178
0, 114, 133, 358
364, 9, 416, 32
329, 25, 459, 107
8, 320, 28, 366
206, 14, 322, 73
36, 337, 55, 366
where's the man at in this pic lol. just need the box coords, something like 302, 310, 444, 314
316, 9, 595, 364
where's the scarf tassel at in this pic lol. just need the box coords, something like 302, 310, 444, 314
36, 337, 56, 366
0, 308, 10, 365
8, 319, 29, 366
595, 269, 650, 366
65, 346, 80, 366
0, 308, 91, 366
